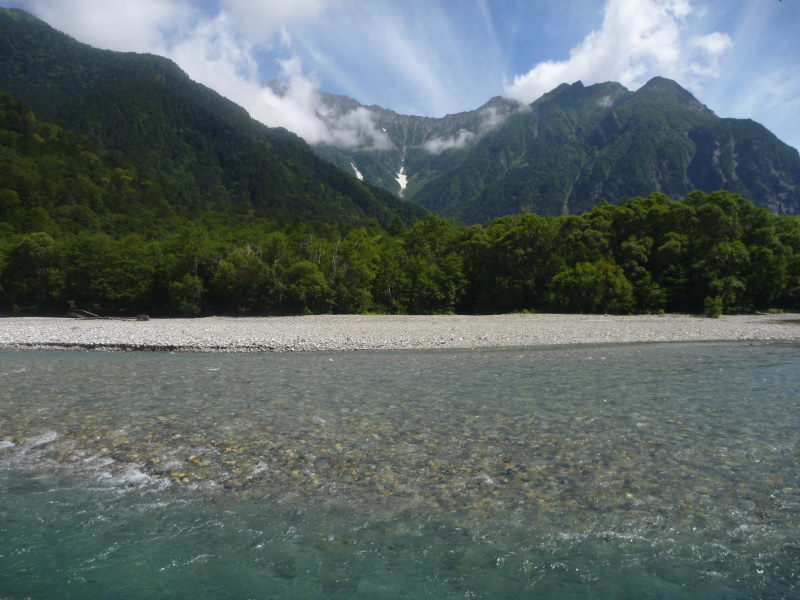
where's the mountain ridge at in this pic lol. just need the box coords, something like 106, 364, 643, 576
265, 79, 523, 197
295, 76, 800, 222
2, 6, 799, 226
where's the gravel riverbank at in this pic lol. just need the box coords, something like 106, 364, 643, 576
1, 313, 799, 352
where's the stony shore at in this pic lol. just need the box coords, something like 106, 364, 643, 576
1, 313, 799, 352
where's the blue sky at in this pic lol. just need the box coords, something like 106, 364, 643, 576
6, 0, 800, 150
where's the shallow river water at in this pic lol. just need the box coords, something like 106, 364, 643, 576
1, 343, 799, 599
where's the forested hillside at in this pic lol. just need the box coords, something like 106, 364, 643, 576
412, 78, 800, 222
2, 91, 799, 317
0, 7, 422, 227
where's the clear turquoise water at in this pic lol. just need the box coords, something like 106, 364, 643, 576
1, 343, 798, 599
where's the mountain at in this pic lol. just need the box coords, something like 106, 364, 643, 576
3, 7, 798, 228
299, 78, 800, 223
266, 80, 522, 198
0, 7, 424, 227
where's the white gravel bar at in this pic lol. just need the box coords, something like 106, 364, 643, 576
1, 313, 799, 352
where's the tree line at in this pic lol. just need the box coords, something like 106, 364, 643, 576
3, 191, 800, 317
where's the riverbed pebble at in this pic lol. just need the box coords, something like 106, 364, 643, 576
1, 313, 799, 352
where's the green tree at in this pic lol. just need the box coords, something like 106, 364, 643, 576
617, 235, 665, 312
1, 231, 63, 311
208, 245, 271, 314
285, 260, 330, 313
330, 228, 381, 313
695, 240, 749, 312
168, 273, 204, 315
63, 232, 157, 313
549, 260, 634, 314
399, 214, 466, 313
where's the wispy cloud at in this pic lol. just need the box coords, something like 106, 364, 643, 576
289, 3, 467, 117
219, 0, 330, 44
421, 104, 515, 155
423, 129, 476, 154
726, 69, 800, 151
286, 0, 507, 117
506, 0, 732, 103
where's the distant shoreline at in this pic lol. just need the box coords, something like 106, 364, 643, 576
1, 313, 799, 353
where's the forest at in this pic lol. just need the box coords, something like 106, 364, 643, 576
2, 91, 800, 317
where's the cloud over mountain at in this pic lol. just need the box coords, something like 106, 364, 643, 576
8, 0, 798, 150
505, 0, 731, 104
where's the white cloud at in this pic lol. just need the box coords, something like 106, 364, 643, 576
478, 105, 503, 132
21, 0, 391, 150
423, 129, 476, 154
421, 104, 514, 154
168, 13, 259, 94
23, 0, 193, 52
505, 0, 732, 104
219, 0, 330, 44
689, 31, 732, 77
258, 57, 392, 149
322, 106, 393, 149
693, 31, 732, 56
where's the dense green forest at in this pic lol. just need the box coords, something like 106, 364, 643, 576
0, 8, 423, 228
411, 78, 800, 221
2, 91, 800, 317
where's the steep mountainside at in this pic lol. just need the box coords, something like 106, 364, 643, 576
266, 81, 521, 198
302, 78, 800, 223
0, 8, 423, 226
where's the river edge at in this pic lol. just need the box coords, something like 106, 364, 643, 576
1, 313, 799, 352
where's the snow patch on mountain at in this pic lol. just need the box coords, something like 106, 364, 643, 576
395, 164, 408, 196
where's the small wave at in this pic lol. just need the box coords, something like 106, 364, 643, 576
93, 465, 156, 487
252, 461, 270, 476
83, 456, 116, 469
118, 466, 157, 486
558, 530, 649, 543
159, 553, 213, 572
25, 431, 59, 449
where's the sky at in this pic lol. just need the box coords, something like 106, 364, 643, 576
6, 0, 800, 151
